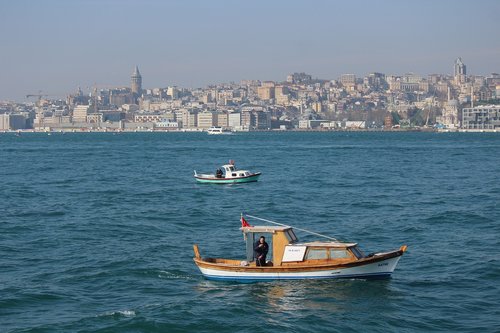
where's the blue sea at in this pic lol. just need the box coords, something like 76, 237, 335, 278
1, 132, 499, 333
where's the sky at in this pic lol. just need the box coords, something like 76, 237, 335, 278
0, 0, 499, 101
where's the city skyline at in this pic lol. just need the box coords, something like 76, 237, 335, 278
1, 0, 499, 101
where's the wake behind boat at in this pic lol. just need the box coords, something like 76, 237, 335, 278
193, 214, 407, 282
194, 160, 261, 184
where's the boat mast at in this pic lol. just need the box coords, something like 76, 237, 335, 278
244, 214, 338, 241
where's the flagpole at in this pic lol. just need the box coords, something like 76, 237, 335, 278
244, 214, 338, 241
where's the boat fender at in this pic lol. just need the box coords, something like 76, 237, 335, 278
240, 261, 249, 266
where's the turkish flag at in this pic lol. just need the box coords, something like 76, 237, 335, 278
241, 216, 252, 227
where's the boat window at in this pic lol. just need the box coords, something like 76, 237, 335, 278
232, 173, 237, 177
239, 173, 245, 177
306, 248, 327, 260
229, 166, 235, 171
350, 246, 365, 259
285, 229, 298, 243
330, 249, 350, 259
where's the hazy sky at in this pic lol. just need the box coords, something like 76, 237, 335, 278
1, 0, 499, 101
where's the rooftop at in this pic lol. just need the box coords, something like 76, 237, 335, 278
240, 225, 292, 233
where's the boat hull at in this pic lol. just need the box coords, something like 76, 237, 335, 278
195, 173, 261, 184
194, 252, 403, 282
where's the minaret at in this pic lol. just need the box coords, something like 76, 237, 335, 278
471, 85, 474, 108
131, 65, 142, 96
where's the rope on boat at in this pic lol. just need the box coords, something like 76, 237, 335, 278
244, 214, 338, 242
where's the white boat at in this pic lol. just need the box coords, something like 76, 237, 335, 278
193, 214, 407, 282
207, 126, 232, 135
194, 160, 261, 184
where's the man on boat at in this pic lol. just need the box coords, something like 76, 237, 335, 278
254, 236, 269, 267
215, 169, 223, 178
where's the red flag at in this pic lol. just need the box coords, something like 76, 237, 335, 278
241, 216, 252, 227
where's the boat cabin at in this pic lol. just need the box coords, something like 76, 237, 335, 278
240, 226, 365, 266
222, 164, 252, 178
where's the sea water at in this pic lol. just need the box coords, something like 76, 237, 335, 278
1, 132, 499, 332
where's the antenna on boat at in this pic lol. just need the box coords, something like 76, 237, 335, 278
244, 214, 338, 241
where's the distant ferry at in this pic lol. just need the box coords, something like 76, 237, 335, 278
206, 126, 232, 135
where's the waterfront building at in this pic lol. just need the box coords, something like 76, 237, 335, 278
436, 87, 459, 128
228, 112, 241, 128
135, 113, 165, 123
197, 111, 215, 129
86, 113, 103, 124
155, 120, 179, 130
0, 114, 27, 130
384, 114, 393, 129
462, 106, 500, 130
72, 105, 90, 123
241, 109, 270, 130
215, 112, 228, 127
182, 109, 198, 129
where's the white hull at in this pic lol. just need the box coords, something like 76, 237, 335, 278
198, 256, 402, 281
207, 127, 232, 135
207, 132, 232, 135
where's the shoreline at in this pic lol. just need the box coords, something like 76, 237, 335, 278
2, 128, 499, 134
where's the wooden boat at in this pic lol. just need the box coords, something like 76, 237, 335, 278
193, 214, 407, 282
194, 161, 261, 184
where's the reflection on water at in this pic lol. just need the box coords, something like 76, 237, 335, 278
195, 278, 398, 320
249, 280, 396, 314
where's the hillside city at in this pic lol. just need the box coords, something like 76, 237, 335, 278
1, 58, 499, 132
